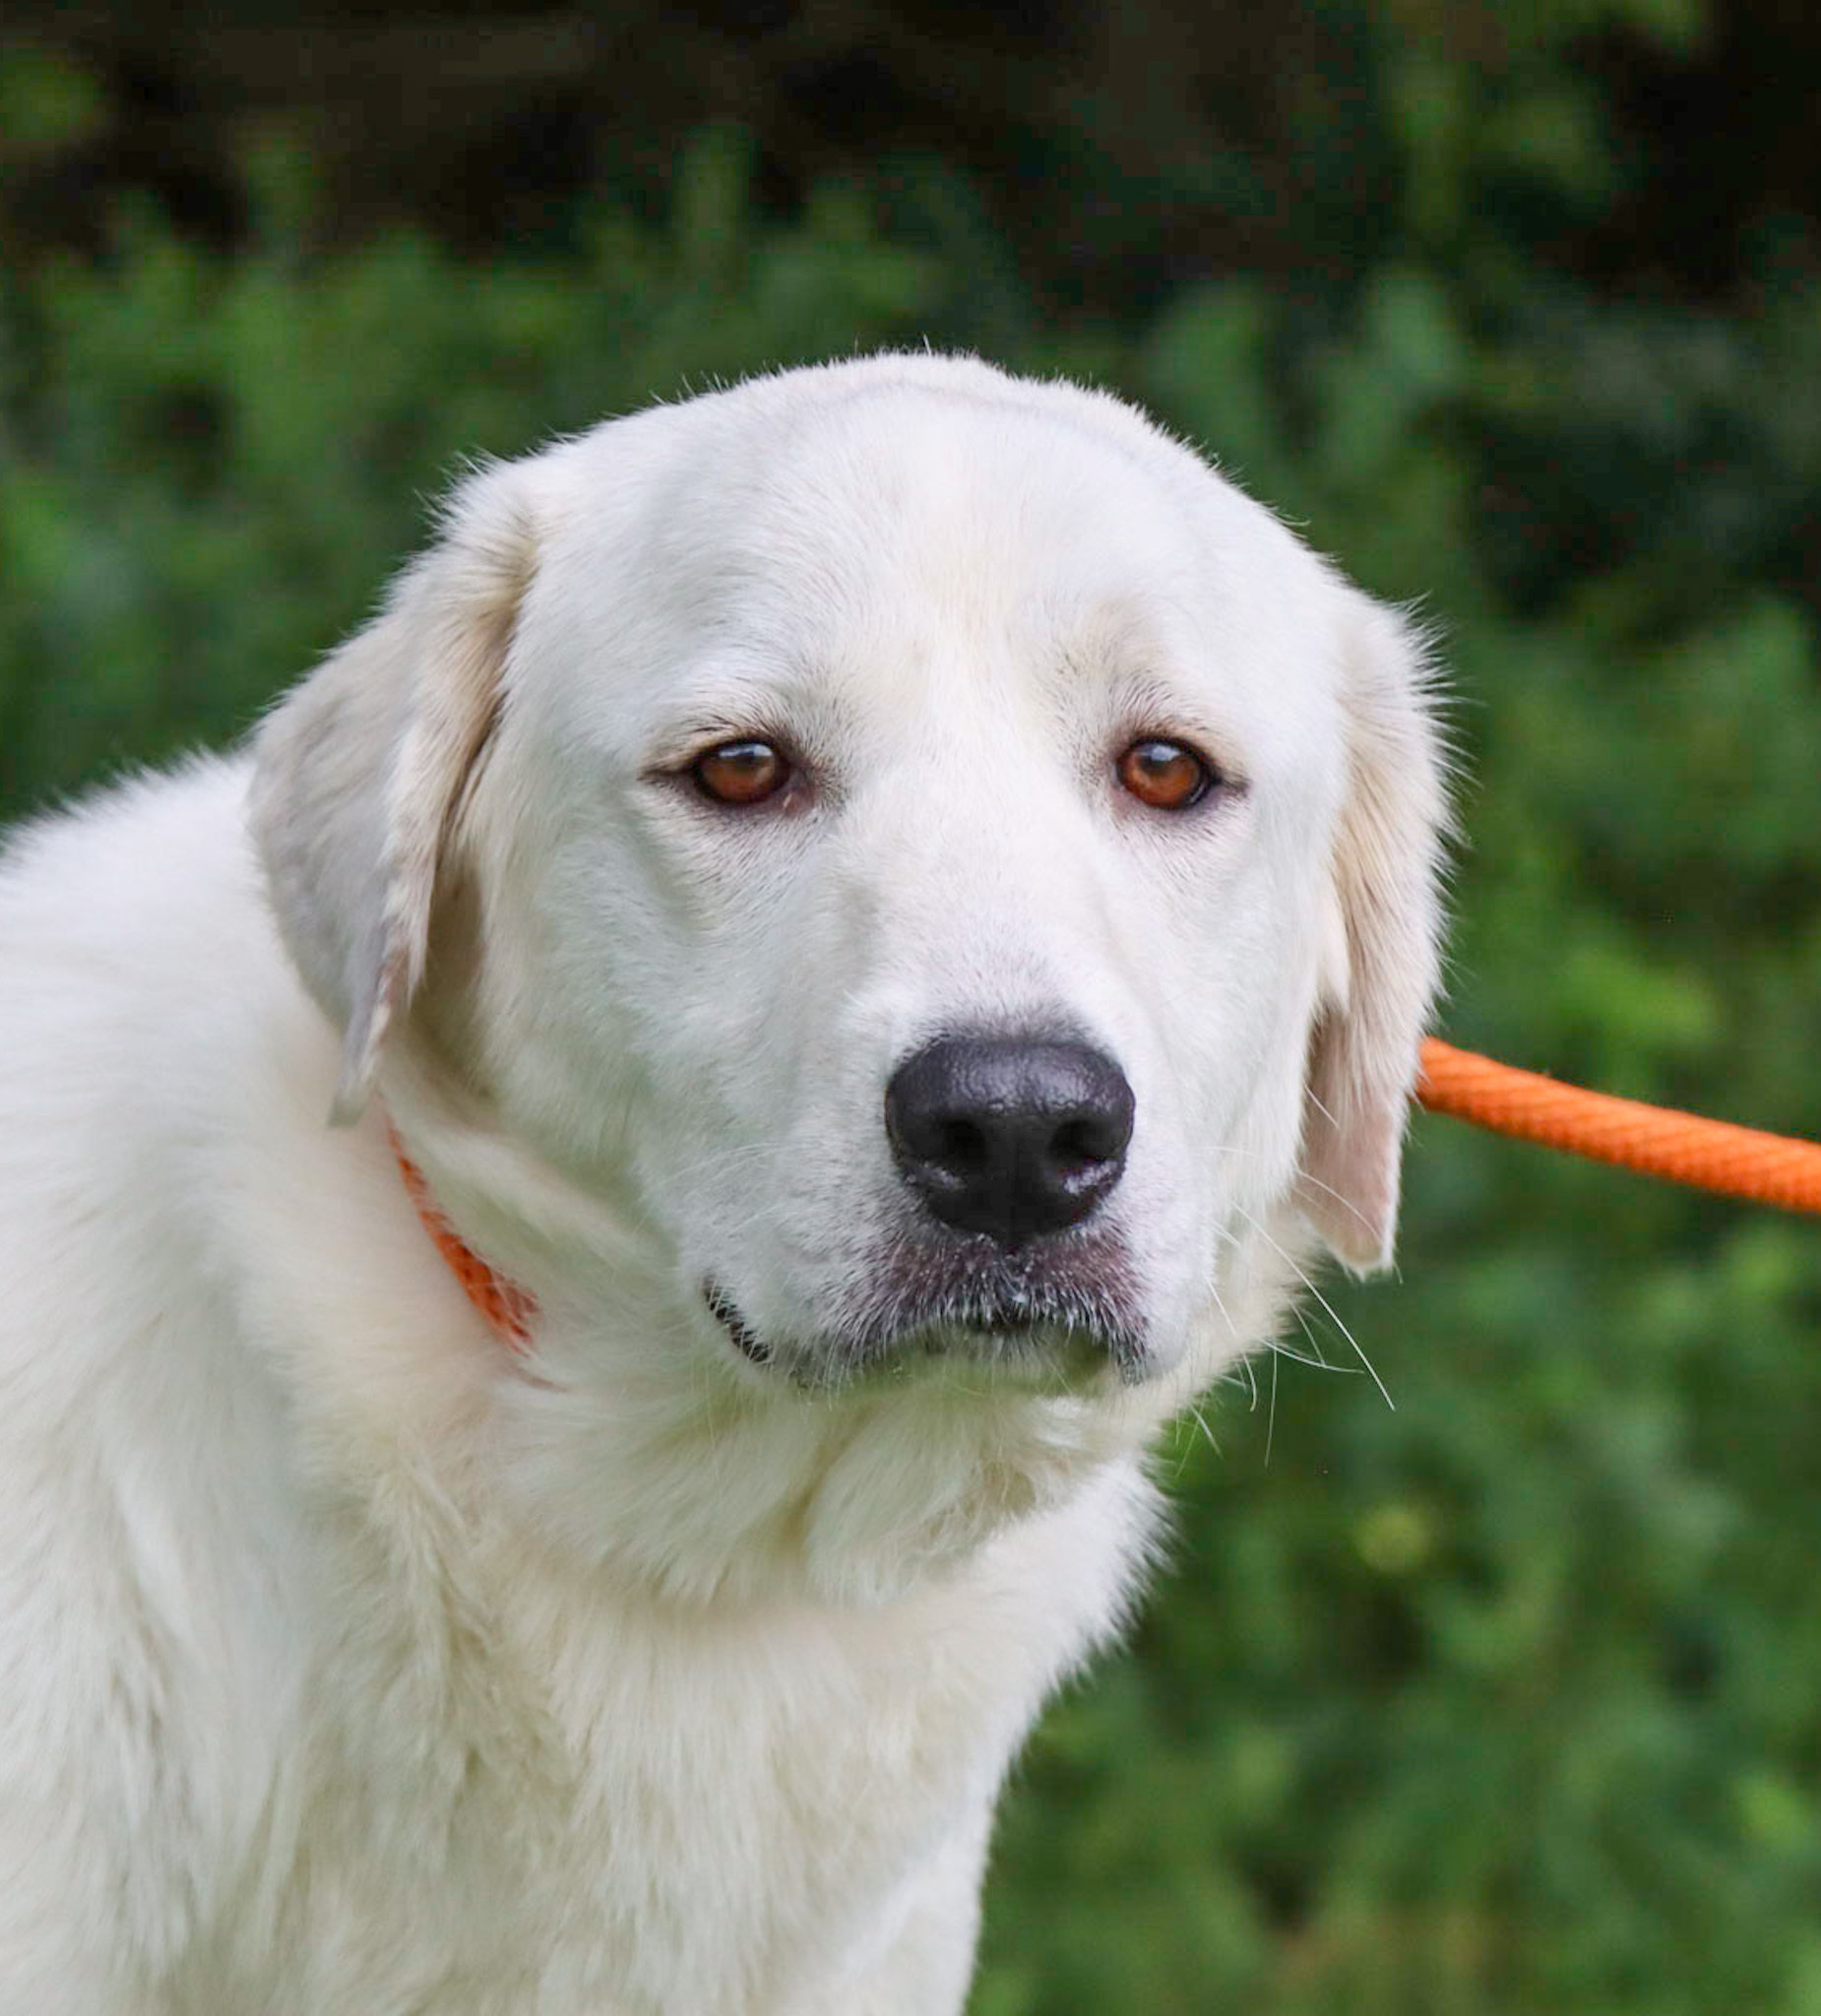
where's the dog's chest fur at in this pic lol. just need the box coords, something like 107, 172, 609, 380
171, 1443, 1140, 2014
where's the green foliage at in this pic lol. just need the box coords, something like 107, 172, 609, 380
2, 23, 1819, 2011
0, 129, 953, 815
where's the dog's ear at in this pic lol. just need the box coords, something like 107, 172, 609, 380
1295, 590, 1449, 1273
251, 464, 536, 1122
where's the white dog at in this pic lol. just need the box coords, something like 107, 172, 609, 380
0, 354, 1445, 2013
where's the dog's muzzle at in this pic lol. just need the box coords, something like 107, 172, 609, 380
708, 1034, 1144, 1383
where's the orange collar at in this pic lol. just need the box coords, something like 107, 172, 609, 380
387, 1124, 537, 1353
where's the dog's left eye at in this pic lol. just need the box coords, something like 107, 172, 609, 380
692, 740, 792, 807
1116, 737, 1217, 811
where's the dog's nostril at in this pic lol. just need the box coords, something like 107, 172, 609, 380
1049, 1116, 1119, 1176
885, 1036, 1135, 1248
935, 1118, 987, 1182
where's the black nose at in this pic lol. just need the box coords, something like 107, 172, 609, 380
884, 1036, 1135, 1249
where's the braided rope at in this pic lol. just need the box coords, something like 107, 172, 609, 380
1416, 1039, 1821, 1216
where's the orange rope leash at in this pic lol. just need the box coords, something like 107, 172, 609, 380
1415, 1039, 1821, 1216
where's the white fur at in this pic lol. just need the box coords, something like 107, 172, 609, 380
0, 355, 1446, 2013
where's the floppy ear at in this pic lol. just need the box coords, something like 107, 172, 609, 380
250, 463, 536, 1122
1295, 590, 1449, 1273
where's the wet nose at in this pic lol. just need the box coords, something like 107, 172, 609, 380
883, 1036, 1135, 1249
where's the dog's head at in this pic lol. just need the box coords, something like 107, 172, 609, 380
253, 356, 1446, 1590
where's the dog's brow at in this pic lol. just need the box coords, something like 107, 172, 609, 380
1100, 668, 1250, 788
646, 661, 858, 757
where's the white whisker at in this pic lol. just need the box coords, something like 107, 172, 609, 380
1268, 1340, 1360, 1375
1290, 1306, 1333, 1369
1264, 1346, 1279, 1469
1180, 1402, 1220, 1466
1236, 1205, 1395, 1413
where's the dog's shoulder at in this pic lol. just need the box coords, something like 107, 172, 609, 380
0, 755, 285, 1386
0, 757, 328, 2006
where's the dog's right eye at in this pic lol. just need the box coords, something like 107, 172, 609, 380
692, 740, 791, 807
1116, 737, 1217, 812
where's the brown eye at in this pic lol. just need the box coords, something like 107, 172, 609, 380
1117, 737, 1215, 811
692, 740, 791, 806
